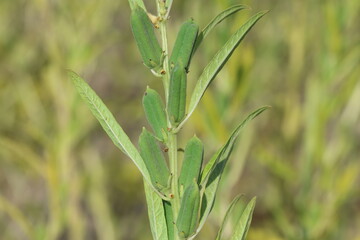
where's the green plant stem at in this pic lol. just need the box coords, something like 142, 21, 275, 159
165, 0, 173, 19
157, 0, 170, 104
157, 2, 180, 239
160, 22, 170, 103
168, 133, 180, 219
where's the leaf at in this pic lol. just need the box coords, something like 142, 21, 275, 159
69, 71, 159, 196
215, 194, 245, 240
200, 106, 269, 184
199, 148, 221, 186
193, 106, 269, 237
144, 181, 169, 240
230, 197, 256, 240
128, 0, 146, 11
194, 4, 249, 52
176, 11, 267, 130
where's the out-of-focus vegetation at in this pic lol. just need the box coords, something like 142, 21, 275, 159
0, 0, 359, 239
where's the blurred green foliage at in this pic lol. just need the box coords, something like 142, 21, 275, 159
0, 0, 359, 240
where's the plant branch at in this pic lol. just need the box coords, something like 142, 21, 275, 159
157, 1, 181, 239
157, 0, 170, 105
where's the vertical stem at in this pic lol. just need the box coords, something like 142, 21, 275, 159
168, 131, 180, 240
157, 0, 170, 105
168, 133, 180, 218
157, 1, 180, 239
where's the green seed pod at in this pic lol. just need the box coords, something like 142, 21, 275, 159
178, 135, 204, 195
167, 64, 187, 125
130, 6, 162, 69
170, 19, 199, 70
139, 128, 170, 190
163, 200, 174, 240
142, 87, 168, 141
176, 181, 200, 239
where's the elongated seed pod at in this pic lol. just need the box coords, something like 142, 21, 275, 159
142, 87, 167, 141
178, 136, 204, 195
163, 200, 174, 240
167, 64, 187, 124
170, 19, 199, 70
139, 128, 170, 190
176, 181, 200, 239
130, 6, 162, 69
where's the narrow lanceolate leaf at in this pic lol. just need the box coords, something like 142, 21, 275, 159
144, 181, 169, 240
163, 201, 174, 240
178, 11, 267, 130
193, 4, 249, 52
230, 197, 256, 240
178, 136, 204, 195
192, 106, 269, 238
139, 128, 170, 191
168, 64, 187, 125
200, 106, 269, 184
176, 181, 200, 239
215, 194, 245, 240
143, 87, 168, 141
169, 19, 199, 70
69, 71, 153, 192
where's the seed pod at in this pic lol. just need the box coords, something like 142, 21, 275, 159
176, 181, 200, 239
163, 200, 174, 240
139, 128, 170, 190
170, 19, 199, 70
178, 135, 204, 195
142, 87, 168, 141
130, 6, 162, 69
167, 64, 187, 125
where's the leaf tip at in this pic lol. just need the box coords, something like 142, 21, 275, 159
66, 69, 77, 78
242, 4, 251, 10
260, 10, 270, 16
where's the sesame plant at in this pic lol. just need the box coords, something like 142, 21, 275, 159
69, 0, 268, 239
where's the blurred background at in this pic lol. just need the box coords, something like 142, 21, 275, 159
0, 0, 359, 239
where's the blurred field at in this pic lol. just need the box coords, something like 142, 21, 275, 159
0, 0, 359, 239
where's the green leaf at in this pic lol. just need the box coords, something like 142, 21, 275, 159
215, 194, 245, 240
194, 4, 249, 52
69, 71, 163, 197
199, 148, 221, 186
230, 197, 256, 240
194, 106, 269, 237
200, 106, 269, 184
144, 181, 169, 240
176, 11, 267, 130
128, 0, 146, 11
